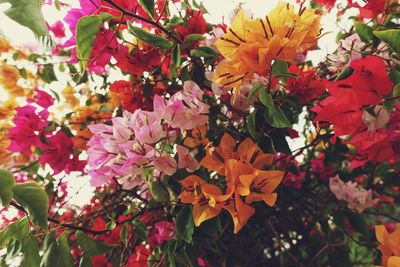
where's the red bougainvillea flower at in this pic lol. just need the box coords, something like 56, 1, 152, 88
91, 255, 113, 267
48, 21, 66, 38
348, 0, 387, 19
314, 88, 362, 136
126, 245, 151, 267
115, 45, 161, 76
327, 56, 393, 106
286, 65, 326, 103
348, 130, 395, 169
109, 80, 155, 112
175, 8, 209, 42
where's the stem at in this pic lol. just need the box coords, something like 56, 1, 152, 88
102, 0, 182, 44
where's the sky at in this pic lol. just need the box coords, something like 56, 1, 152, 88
0, 0, 354, 207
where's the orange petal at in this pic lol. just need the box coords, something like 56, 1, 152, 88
193, 204, 221, 227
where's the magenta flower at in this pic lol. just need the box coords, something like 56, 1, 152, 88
8, 105, 49, 155
38, 131, 74, 174
147, 221, 175, 246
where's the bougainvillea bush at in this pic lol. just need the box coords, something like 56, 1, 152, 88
1, 0, 400, 266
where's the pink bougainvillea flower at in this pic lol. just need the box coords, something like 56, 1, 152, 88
154, 81, 209, 130
176, 145, 201, 172
147, 221, 175, 246
8, 105, 49, 155
329, 175, 377, 213
48, 21, 66, 38
38, 131, 74, 174
153, 155, 177, 176
29, 88, 54, 109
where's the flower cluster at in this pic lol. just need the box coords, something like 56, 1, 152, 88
87, 81, 208, 186
179, 133, 283, 233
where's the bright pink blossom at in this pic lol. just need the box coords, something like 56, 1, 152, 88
8, 105, 49, 155
147, 221, 175, 246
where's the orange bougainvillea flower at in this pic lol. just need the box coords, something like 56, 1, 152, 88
201, 133, 273, 175
178, 175, 229, 227
376, 225, 400, 267
213, 2, 321, 101
183, 124, 210, 148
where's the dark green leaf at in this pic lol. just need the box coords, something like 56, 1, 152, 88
132, 219, 148, 241
166, 16, 184, 29
334, 66, 354, 81
374, 29, 400, 54
138, 0, 154, 19
12, 183, 49, 230
57, 232, 74, 267
148, 181, 170, 202
129, 25, 174, 50
246, 108, 259, 140
40, 232, 67, 267
0, 168, 15, 207
344, 211, 368, 235
176, 206, 194, 243
190, 47, 218, 58
76, 13, 113, 71
170, 45, 181, 78
76, 231, 114, 256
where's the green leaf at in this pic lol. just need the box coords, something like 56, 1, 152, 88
334, 66, 354, 81
247, 108, 259, 140
57, 232, 74, 267
12, 183, 49, 230
344, 211, 368, 235
129, 25, 174, 50
247, 83, 263, 102
0, 169, 15, 207
260, 87, 291, 128
132, 219, 148, 241
76, 13, 113, 71
148, 181, 170, 202
0, 0, 54, 49
354, 22, 373, 43
21, 236, 41, 267
76, 231, 114, 257
40, 232, 67, 267
190, 47, 218, 58
374, 29, 400, 54
271, 60, 288, 77
185, 34, 204, 43
176, 206, 194, 243
393, 83, 400, 97
166, 16, 184, 29
170, 45, 181, 78
0, 218, 29, 248
138, 0, 154, 19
